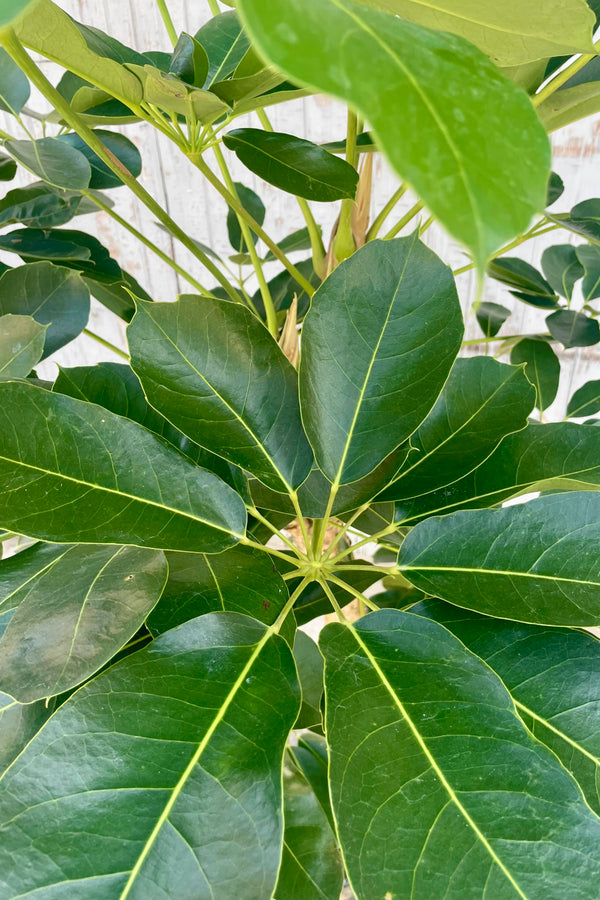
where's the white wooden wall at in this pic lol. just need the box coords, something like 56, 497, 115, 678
3, 0, 600, 420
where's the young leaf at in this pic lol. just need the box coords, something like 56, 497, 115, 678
0, 314, 46, 377
226, 182, 265, 252
223, 128, 359, 202
0, 381, 247, 552
351, 0, 596, 67
415, 598, 600, 814
387, 357, 535, 499
0, 613, 300, 900
546, 309, 600, 348
0, 262, 90, 358
5, 137, 91, 191
321, 608, 600, 900
237, 0, 551, 268
0, 0, 39, 28
510, 338, 560, 413
170, 32, 209, 87
475, 301, 510, 337
568, 380, 600, 418
299, 235, 463, 485
56, 129, 142, 189
128, 296, 313, 492
541, 244, 585, 300
488, 257, 559, 307
0, 544, 167, 703
399, 491, 600, 625
0, 47, 30, 114
195, 9, 250, 87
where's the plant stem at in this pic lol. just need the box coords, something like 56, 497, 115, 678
155, 0, 178, 47
0, 31, 242, 305
533, 40, 600, 108
241, 536, 305, 566
81, 190, 212, 296
289, 490, 312, 553
248, 506, 305, 557
453, 222, 559, 276
328, 523, 398, 564
207, 0, 221, 14
189, 152, 315, 297
327, 574, 381, 612
318, 576, 349, 622
383, 200, 425, 240
324, 503, 370, 559
83, 328, 129, 360
462, 332, 549, 347
366, 184, 408, 241
333, 108, 358, 262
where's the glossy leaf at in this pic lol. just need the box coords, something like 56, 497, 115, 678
127, 64, 230, 123
226, 182, 265, 252
128, 296, 313, 492
292, 630, 324, 730
541, 244, 584, 300
547, 171, 565, 206
223, 128, 358, 202
264, 226, 318, 261
299, 236, 462, 485
0, 262, 90, 358
547, 309, 600, 348
550, 199, 600, 244
0, 314, 45, 377
510, 338, 560, 413
475, 301, 510, 337
399, 491, 600, 625
321, 608, 600, 900
415, 598, 600, 814
488, 257, 558, 307
575, 244, 600, 301
0, 47, 30, 114
292, 733, 334, 829
352, 0, 595, 66
253, 257, 317, 319
170, 32, 209, 87
568, 380, 600, 418
5, 137, 91, 190
384, 357, 534, 500
0, 690, 50, 771
0, 612, 300, 900
275, 755, 343, 900
237, 0, 551, 268
195, 9, 250, 87
0, 153, 16, 182
0, 183, 82, 229
56, 129, 142, 189
0, 544, 167, 702
0, 381, 246, 552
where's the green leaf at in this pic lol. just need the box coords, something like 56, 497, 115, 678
547, 171, 565, 206
475, 301, 511, 337
292, 630, 324, 730
299, 236, 463, 485
0, 0, 39, 28
541, 244, 585, 300
223, 128, 359, 202
394, 421, 600, 522
147, 544, 290, 640
170, 32, 209, 87
0, 153, 16, 182
537, 81, 600, 131
0, 47, 29, 114
550, 200, 600, 244
56, 129, 142, 189
264, 226, 319, 261
399, 491, 600, 625
227, 182, 265, 252
0, 262, 90, 358
128, 296, 313, 493
0, 612, 300, 900
0, 314, 45, 377
510, 338, 560, 413
0, 381, 247, 552
414, 598, 600, 814
0, 690, 51, 771
275, 755, 344, 900
488, 256, 559, 307
211, 63, 285, 106
321, 608, 600, 900
292, 733, 334, 830
350, 0, 595, 66
0, 183, 82, 229
5, 137, 91, 190
195, 9, 250, 87
384, 357, 534, 501
237, 0, 551, 268
253, 257, 317, 319
0, 226, 93, 261
575, 244, 600, 301
127, 64, 230, 123
568, 380, 600, 417
0, 544, 167, 702
547, 309, 600, 348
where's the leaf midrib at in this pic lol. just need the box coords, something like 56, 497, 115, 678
400, 564, 600, 588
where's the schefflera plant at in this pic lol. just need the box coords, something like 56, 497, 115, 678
3, 231, 600, 900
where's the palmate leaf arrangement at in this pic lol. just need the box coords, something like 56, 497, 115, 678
5, 1, 600, 899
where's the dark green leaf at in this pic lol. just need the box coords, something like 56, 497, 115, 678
399, 491, 600, 625
0, 153, 16, 182
292, 733, 334, 829
384, 357, 534, 501
510, 338, 560, 413
0, 314, 45, 377
56, 129, 142, 189
575, 244, 600, 301
223, 128, 359, 202
0, 544, 167, 702
237, 0, 551, 268
0, 183, 82, 229
547, 171, 565, 206
0, 227, 93, 262
319, 132, 376, 155
264, 226, 319, 261
475, 301, 510, 337
0, 262, 90, 358
321, 608, 600, 900
0, 690, 51, 771
541, 244, 584, 300
128, 296, 313, 492
227, 182, 265, 252
0, 47, 30, 114
195, 9, 250, 87
253, 257, 317, 319
488, 256, 558, 307
414, 598, 600, 814
299, 236, 463, 484
0, 381, 246, 552
170, 32, 209, 87
292, 630, 324, 730
547, 309, 600, 348
550, 199, 600, 244
0, 612, 299, 900
5, 137, 91, 191
568, 380, 600, 417
275, 755, 343, 900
